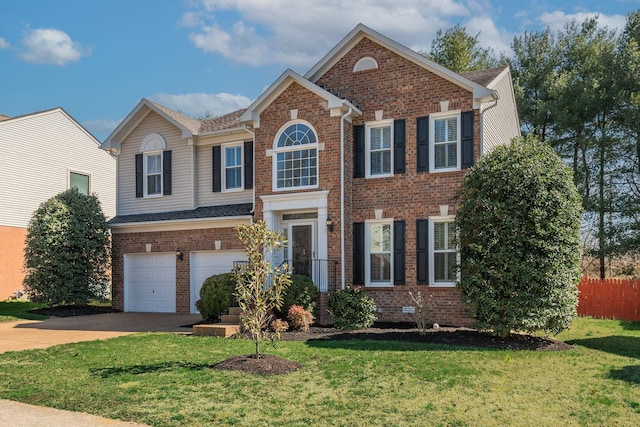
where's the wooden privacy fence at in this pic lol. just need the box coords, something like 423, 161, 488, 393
577, 277, 640, 321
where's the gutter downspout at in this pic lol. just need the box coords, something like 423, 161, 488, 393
340, 107, 352, 290
244, 125, 256, 222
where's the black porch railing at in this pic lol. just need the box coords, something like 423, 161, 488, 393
283, 259, 339, 293
233, 259, 339, 292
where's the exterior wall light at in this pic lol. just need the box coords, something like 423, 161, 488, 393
176, 249, 184, 261
326, 216, 334, 232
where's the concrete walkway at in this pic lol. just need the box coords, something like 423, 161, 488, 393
0, 312, 202, 426
0, 312, 201, 353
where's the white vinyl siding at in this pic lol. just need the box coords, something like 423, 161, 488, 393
0, 109, 116, 228
195, 144, 252, 207
118, 112, 191, 215
482, 70, 521, 153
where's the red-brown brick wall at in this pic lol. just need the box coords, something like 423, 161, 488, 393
111, 227, 242, 312
252, 38, 478, 326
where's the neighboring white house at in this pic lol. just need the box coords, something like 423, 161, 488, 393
0, 108, 116, 299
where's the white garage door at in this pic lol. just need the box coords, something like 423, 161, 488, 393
125, 253, 176, 313
190, 251, 247, 313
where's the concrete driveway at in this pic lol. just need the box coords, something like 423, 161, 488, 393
0, 312, 202, 354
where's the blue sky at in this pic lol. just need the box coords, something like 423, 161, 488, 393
1, 0, 638, 141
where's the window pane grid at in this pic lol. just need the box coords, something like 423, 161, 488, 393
434, 221, 456, 283
276, 148, 317, 188
146, 154, 161, 195
369, 223, 391, 283
224, 146, 242, 190
369, 125, 391, 175
434, 117, 458, 169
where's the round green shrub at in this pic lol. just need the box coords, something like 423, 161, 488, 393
328, 287, 377, 330
196, 273, 236, 321
276, 274, 319, 318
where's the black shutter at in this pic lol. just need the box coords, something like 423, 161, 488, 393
416, 219, 429, 284
354, 125, 365, 178
353, 222, 365, 285
393, 220, 405, 285
162, 150, 172, 195
244, 141, 253, 190
461, 111, 475, 169
135, 154, 143, 198
393, 119, 406, 174
416, 116, 429, 172
212, 146, 221, 192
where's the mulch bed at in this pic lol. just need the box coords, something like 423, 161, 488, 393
29, 305, 120, 317
213, 354, 302, 375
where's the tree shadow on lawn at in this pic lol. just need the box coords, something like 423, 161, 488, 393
566, 336, 640, 359
621, 321, 640, 331
608, 365, 640, 385
90, 361, 213, 378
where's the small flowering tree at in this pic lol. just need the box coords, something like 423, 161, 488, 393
233, 220, 291, 358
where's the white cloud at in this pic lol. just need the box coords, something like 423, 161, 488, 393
149, 92, 252, 117
19, 28, 89, 65
0, 37, 9, 50
538, 11, 627, 33
465, 14, 514, 56
185, 0, 479, 68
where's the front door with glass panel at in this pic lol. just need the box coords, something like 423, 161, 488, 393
290, 223, 314, 279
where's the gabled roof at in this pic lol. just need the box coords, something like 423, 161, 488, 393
239, 69, 361, 126
0, 107, 99, 144
462, 66, 509, 89
200, 108, 246, 134
304, 23, 496, 104
101, 99, 249, 154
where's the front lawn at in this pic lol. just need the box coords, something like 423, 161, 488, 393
0, 317, 638, 426
0, 300, 47, 322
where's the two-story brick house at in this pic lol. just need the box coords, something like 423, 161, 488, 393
102, 24, 519, 324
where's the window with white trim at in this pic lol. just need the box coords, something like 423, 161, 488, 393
273, 121, 318, 190
430, 217, 458, 286
144, 152, 162, 196
430, 112, 461, 171
366, 220, 393, 286
223, 143, 243, 191
366, 120, 393, 178
69, 171, 90, 195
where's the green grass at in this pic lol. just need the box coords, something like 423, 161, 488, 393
0, 317, 638, 426
0, 300, 48, 322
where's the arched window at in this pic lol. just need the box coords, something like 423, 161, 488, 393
273, 122, 318, 189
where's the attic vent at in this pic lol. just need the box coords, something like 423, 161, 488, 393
353, 56, 378, 72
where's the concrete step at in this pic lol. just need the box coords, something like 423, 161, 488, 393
192, 324, 241, 337
228, 307, 243, 315
220, 314, 241, 324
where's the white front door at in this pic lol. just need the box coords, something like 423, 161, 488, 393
289, 222, 314, 278
124, 253, 176, 313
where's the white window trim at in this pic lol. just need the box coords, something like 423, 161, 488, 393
272, 120, 320, 192
365, 119, 394, 179
429, 215, 458, 287
365, 218, 394, 288
429, 110, 461, 173
67, 169, 92, 195
143, 150, 163, 198
222, 142, 244, 192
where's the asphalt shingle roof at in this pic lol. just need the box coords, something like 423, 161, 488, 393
199, 109, 246, 134
108, 203, 253, 225
462, 66, 507, 87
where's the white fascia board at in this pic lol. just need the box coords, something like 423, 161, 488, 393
305, 23, 494, 100
109, 215, 252, 234
239, 69, 358, 125
485, 66, 511, 90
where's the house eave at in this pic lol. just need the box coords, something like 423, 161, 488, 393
109, 215, 253, 234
